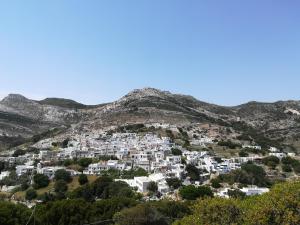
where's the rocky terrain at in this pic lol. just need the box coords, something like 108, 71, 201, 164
0, 88, 300, 151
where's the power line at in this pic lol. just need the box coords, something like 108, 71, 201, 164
25, 204, 36, 225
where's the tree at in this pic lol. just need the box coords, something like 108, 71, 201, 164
171, 148, 182, 156
186, 164, 200, 181
0, 201, 32, 225
166, 178, 182, 189
243, 181, 300, 224
62, 138, 69, 148
241, 163, 269, 186
114, 204, 168, 225
26, 188, 37, 200
55, 179, 68, 193
35, 199, 93, 225
281, 156, 295, 165
239, 150, 249, 157
121, 168, 148, 179
179, 185, 213, 200
78, 158, 93, 168
78, 174, 88, 185
282, 164, 292, 172
55, 169, 72, 183
227, 189, 246, 199
174, 197, 243, 225
12, 149, 26, 157
262, 156, 280, 169
211, 178, 222, 189
63, 159, 74, 167
33, 174, 50, 189
147, 181, 158, 193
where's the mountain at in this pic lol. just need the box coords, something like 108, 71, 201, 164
0, 88, 300, 151
0, 94, 86, 149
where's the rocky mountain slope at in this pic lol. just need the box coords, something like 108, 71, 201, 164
0, 88, 299, 150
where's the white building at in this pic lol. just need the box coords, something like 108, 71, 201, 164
269, 152, 286, 159
240, 187, 269, 196
242, 145, 262, 150
0, 171, 10, 180
134, 176, 151, 193
16, 165, 34, 176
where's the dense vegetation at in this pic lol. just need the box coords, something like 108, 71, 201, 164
175, 181, 300, 225
218, 162, 271, 187
2, 180, 300, 225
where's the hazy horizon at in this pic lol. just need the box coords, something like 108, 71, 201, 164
1, 1, 299, 105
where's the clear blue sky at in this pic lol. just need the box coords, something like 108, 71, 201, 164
0, 0, 299, 106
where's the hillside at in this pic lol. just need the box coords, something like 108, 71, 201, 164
0, 88, 300, 151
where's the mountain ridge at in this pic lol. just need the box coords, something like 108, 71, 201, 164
0, 88, 299, 151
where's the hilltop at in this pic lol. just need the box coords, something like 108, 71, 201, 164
0, 88, 299, 151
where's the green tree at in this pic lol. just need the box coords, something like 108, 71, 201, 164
12, 149, 26, 157
282, 164, 292, 172
33, 174, 50, 189
174, 197, 243, 225
211, 178, 222, 189
179, 185, 213, 200
26, 188, 37, 200
55, 169, 72, 183
227, 189, 246, 199
35, 199, 93, 225
78, 158, 93, 168
262, 156, 280, 169
54, 179, 68, 193
171, 148, 182, 156
0, 201, 32, 225
166, 178, 182, 189
186, 164, 200, 181
78, 174, 88, 185
114, 204, 168, 225
239, 150, 249, 157
147, 181, 158, 193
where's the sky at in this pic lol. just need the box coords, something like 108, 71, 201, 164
0, 0, 299, 106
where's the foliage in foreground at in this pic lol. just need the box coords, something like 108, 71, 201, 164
2, 180, 300, 225
174, 181, 300, 225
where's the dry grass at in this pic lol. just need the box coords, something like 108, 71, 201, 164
14, 175, 98, 201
